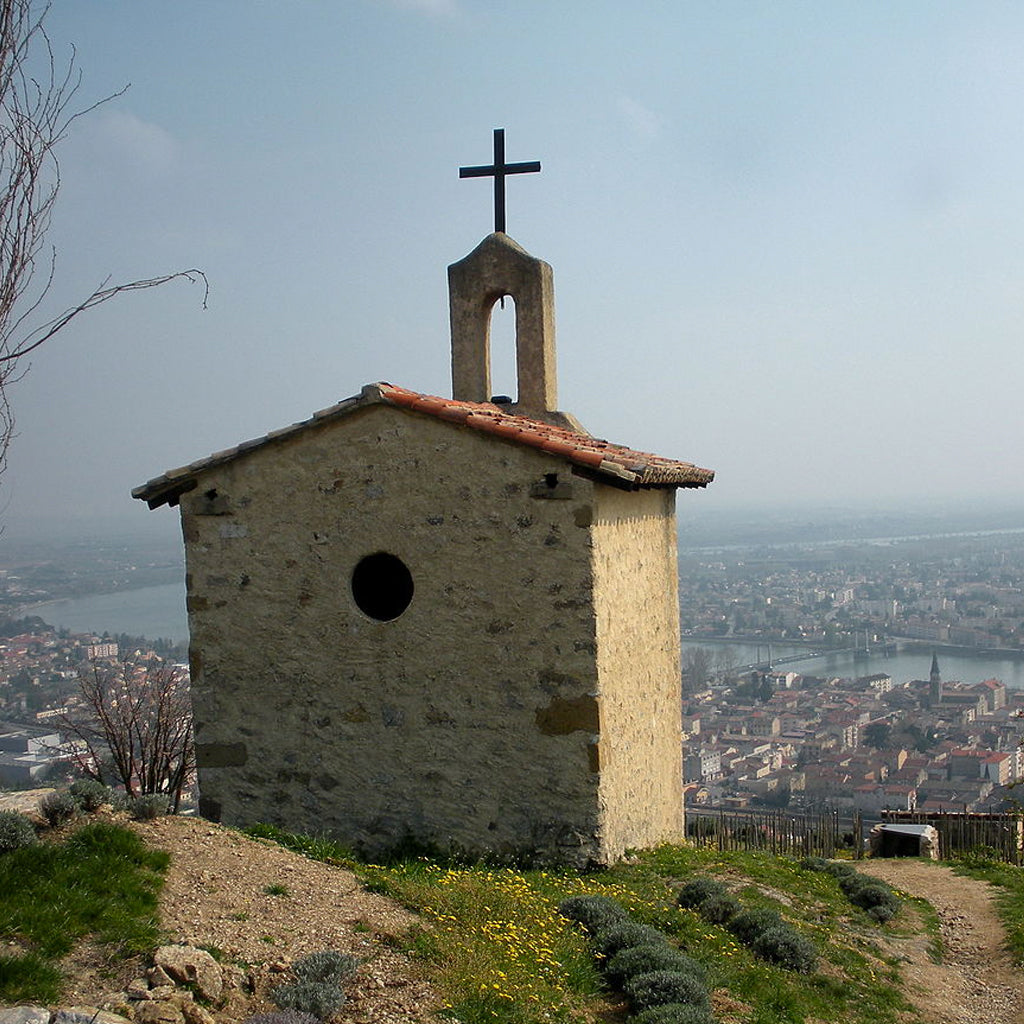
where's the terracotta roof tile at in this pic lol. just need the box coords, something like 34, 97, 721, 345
133, 381, 713, 509
573, 449, 606, 469
377, 384, 713, 488
436, 404, 471, 425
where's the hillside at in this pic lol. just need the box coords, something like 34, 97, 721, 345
3, 801, 1024, 1024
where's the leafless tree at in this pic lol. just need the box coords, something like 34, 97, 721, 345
681, 645, 712, 695
60, 658, 195, 812
0, 0, 206, 478
713, 646, 740, 683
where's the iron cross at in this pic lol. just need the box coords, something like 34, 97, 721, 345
459, 128, 540, 234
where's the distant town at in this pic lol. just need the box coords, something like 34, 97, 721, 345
2, 509, 1024, 815
675, 518, 1024, 815
678, 520, 1024, 650
683, 657, 1024, 816
0, 622, 185, 788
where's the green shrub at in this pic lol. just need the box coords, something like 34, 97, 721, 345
624, 970, 710, 1013
824, 861, 856, 880
605, 942, 706, 988
630, 1004, 715, 1024
292, 950, 358, 986
847, 880, 891, 903
750, 924, 818, 973
867, 901, 899, 923
830, 870, 900, 922
69, 779, 111, 812
559, 894, 628, 935
271, 980, 346, 1019
836, 872, 870, 893
846, 880, 899, 919
269, 948, 357, 1020
109, 790, 133, 812
39, 790, 78, 827
130, 793, 168, 820
698, 892, 739, 925
799, 855, 828, 872
0, 811, 37, 853
591, 921, 666, 959
958, 846, 999, 868
728, 906, 783, 944
676, 876, 727, 910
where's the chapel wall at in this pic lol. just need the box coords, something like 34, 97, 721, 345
590, 485, 684, 861
180, 404, 605, 862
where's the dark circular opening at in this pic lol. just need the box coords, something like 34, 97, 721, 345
351, 552, 414, 621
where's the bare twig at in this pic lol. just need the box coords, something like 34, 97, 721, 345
0, 268, 209, 362
59, 656, 196, 808
0, 0, 205, 478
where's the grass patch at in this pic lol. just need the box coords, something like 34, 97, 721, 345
244, 823, 354, 865
249, 826, 923, 1024
0, 821, 168, 1002
897, 895, 943, 963
361, 859, 606, 1023
0, 952, 62, 1003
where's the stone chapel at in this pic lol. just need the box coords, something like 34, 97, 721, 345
134, 225, 714, 865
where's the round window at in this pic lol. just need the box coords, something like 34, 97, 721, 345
351, 552, 414, 621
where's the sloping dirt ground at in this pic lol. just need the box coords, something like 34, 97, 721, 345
5, 804, 443, 1024
855, 859, 1024, 1024
5, 790, 1024, 1024
125, 815, 443, 1024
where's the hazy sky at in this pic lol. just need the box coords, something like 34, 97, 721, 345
3, 1, 1023, 542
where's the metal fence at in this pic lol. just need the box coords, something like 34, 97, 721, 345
880, 809, 1024, 865
686, 806, 857, 859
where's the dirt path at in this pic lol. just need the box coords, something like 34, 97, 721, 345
856, 860, 1024, 1024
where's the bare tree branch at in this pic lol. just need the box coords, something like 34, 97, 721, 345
58, 656, 196, 810
0, 0, 205, 479
0, 268, 209, 362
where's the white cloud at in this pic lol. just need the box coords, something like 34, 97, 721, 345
92, 110, 179, 172
617, 96, 662, 141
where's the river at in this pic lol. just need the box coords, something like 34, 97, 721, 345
37, 582, 189, 645
681, 639, 1024, 690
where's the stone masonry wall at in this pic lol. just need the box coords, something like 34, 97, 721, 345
181, 404, 605, 862
590, 486, 684, 860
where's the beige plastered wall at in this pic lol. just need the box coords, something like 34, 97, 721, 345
180, 404, 608, 863
590, 486, 684, 860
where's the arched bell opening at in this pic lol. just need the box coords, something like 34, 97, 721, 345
486, 294, 518, 404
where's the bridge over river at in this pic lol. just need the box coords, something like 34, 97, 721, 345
693, 637, 1024, 688
732, 640, 899, 673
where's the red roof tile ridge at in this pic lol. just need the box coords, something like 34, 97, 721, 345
134, 380, 713, 509
373, 380, 712, 478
